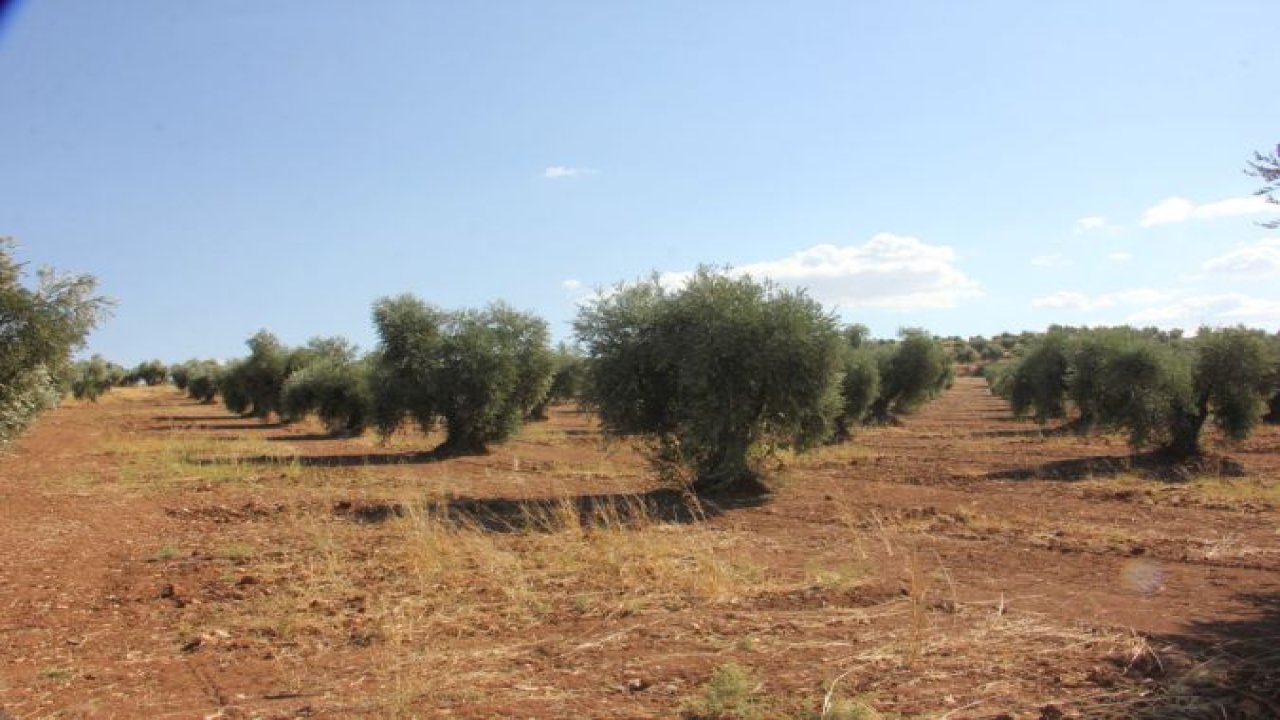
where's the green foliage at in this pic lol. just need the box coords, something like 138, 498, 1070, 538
575, 269, 844, 494
281, 357, 372, 435
1005, 330, 1071, 423
835, 345, 880, 439
185, 361, 222, 403
528, 343, 586, 419
371, 296, 554, 453
71, 355, 116, 401
171, 359, 222, 402
220, 331, 291, 419
997, 326, 1279, 456
0, 240, 110, 445
867, 329, 950, 421
126, 359, 168, 386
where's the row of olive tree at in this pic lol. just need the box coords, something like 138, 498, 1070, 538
164, 271, 944, 494
989, 326, 1280, 457
0, 240, 110, 444
171, 298, 560, 454
68, 357, 171, 401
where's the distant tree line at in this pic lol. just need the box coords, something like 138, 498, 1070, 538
986, 325, 1280, 457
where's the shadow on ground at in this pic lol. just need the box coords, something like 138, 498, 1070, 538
1128, 591, 1280, 718
985, 451, 1245, 482
331, 487, 768, 533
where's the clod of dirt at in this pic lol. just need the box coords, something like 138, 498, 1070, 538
180, 636, 202, 653
158, 583, 186, 607
235, 575, 258, 587
1039, 704, 1065, 720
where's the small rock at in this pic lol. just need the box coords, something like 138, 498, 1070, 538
180, 637, 203, 653
626, 678, 650, 693
236, 575, 258, 587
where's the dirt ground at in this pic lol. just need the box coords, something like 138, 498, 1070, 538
1, 378, 1278, 719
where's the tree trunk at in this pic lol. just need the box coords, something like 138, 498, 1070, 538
1166, 410, 1206, 459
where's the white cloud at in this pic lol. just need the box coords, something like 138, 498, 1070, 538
1202, 237, 1280, 278
1106, 251, 1133, 262
1032, 288, 1173, 312
659, 233, 981, 311
1074, 216, 1110, 232
543, 166, 598, 179
1140, 195, 1280, 227
561, 279, 583, 291
1031, 253, 1070, 267
1034, 287, 1280, 328
1126, 294, 1280, 327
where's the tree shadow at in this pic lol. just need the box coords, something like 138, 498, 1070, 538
1127, 591, 1280, 718
266, 432, 344, 442
331, 486, 767, 533
192, 449, 445, 468
985, 451, 1246, 483
152, 414, 241, 422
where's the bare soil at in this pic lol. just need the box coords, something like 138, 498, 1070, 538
2, 378, 1278, 718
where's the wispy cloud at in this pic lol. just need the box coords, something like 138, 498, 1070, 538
1140, 195, 1280, 227
1031, 253, 1070, 267
543, 166, 598, 179
1126, 294, 1280, 327
1106, 251, 1133, 263
561, 279, 583, 291
1073, 216, 1111, 232
1202, 237, 1280, 278
658, 233, 981, 311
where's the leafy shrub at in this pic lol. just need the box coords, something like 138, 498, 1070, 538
681, 662, 761, 720
575, 269, 843, 494
281, 357, 371, 435
371, 296, 554, 453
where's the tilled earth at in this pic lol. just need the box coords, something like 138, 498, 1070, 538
2, 379, 1278, 718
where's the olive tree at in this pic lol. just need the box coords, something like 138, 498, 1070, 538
999, 326, 1277, 457
371, 296, 554, 454
1003, 329, 1072, 424
220, 331, 291, 419
184, 361, 222, 403
867, 329, 951, 423
574, 269, 844, 494
71, 355, 116, 401
282, 357, 372, 435
126, 360, 168, 386
1, 239, 111, 444
528, 343, 586, 420
834, 345, 880, 440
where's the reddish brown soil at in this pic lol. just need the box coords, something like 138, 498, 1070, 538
2, 379, 1278, 719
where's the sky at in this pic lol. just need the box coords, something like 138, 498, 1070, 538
1, 1, 1278, 365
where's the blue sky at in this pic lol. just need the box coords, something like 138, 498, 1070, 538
2, 1, 1278, 365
